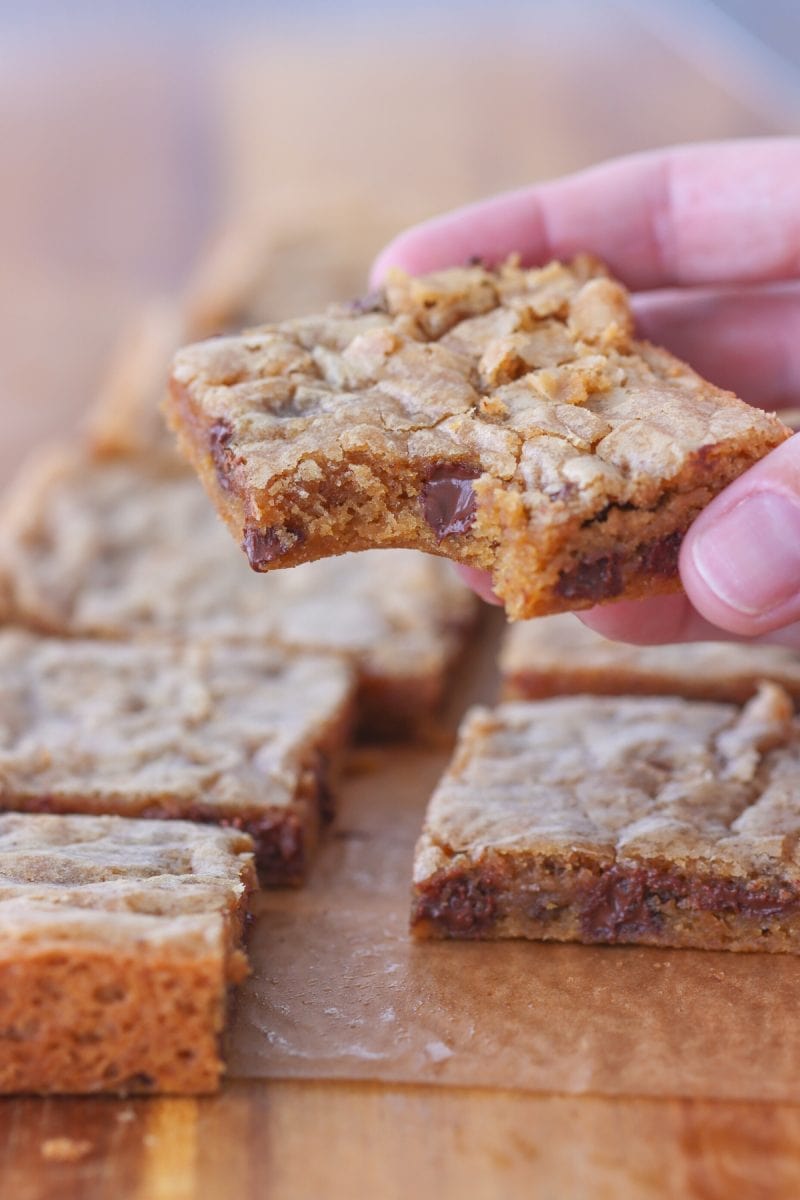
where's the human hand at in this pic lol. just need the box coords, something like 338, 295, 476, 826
371, 138, 800, 647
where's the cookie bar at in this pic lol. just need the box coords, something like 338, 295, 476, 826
0, 630, 354, 883
167, 256, 789, 620
0, 812, 256, 1094
0, 450, 476, 736
412, 685, 800, 951
501, 614, 800, 704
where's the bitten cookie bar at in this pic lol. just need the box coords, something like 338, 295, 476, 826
167, 257, 789, 619
501, 614, 800, 704
412, 685, 800, 951
0, 631, 354, 883
0, 451, 475, 737
0, 812, 256, 1094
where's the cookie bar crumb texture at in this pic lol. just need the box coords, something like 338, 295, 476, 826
0, 812, 256, 1095
167, 256, 789, 619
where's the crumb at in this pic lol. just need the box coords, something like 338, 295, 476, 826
41, 1138, 93, 1163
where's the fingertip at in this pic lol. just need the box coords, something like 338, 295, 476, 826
369, 187, 545, 286
680, 436, 800, 636
454, 564, 502, 606
578, 592, 700, 644
369, 216, 474, 288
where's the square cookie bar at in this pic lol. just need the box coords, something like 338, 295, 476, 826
412, 685, 800, 951
0, 812, 256, 1094
0, 631, 354, 883
501, 614, 800, 704
0, 451, 476, 737
167, 256, 789, 619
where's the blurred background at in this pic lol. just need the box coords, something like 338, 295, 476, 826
1, 0, 799, 479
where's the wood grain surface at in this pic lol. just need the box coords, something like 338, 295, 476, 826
1, 7, 798, 1197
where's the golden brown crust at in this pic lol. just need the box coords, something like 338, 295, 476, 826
167, 257, 790, 619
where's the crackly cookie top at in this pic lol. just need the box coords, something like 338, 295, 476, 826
0, 451, 474, 672
0, 812, 254, 955
415, 685, 800, 881
0, 631, 353, 813
171, 256, 788, 517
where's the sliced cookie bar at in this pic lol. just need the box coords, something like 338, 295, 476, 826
0, 630, 354, 883
0, 812, 256, 1094
167, 256, 789, 619
412, 684, 800, 951
501, 614, 800, 704
0, 450, 475, 737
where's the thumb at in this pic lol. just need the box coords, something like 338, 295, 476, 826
681, 432, 800, 635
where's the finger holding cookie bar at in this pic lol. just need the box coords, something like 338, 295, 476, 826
167, 255, 788, 620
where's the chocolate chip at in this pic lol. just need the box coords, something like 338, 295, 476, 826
556, 553, 623, 601
580, 864, 800, 943
209, 419, 235, 490
421, 465, 480, 541
581, 866, 663, 942
242, 526, 304, 571
241, 811, 306, 875
414, 869, 501, 936
124, 1073, 156, 1091
689, 876, 797, 918
637, 531, 683, 577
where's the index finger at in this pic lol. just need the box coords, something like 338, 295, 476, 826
371, 138, 800, 292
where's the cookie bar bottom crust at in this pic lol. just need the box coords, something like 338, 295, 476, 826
411, 851, 800, 952
0, 944, 227, 1095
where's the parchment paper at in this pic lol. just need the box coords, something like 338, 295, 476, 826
227, 616, 800, 1101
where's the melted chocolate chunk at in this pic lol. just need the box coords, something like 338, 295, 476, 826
123, 1073, 156, 1091
581, 864, 800, 943
209, 419, 236, 490
556, 553, 623, 602
238, 812, 306, 881
637, 531, 683, 577
688, 876, 798, 918
581, 866, 662, 941
421, 465, 480, 541
414, 869, 501, 936
242, 526, 304, 571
